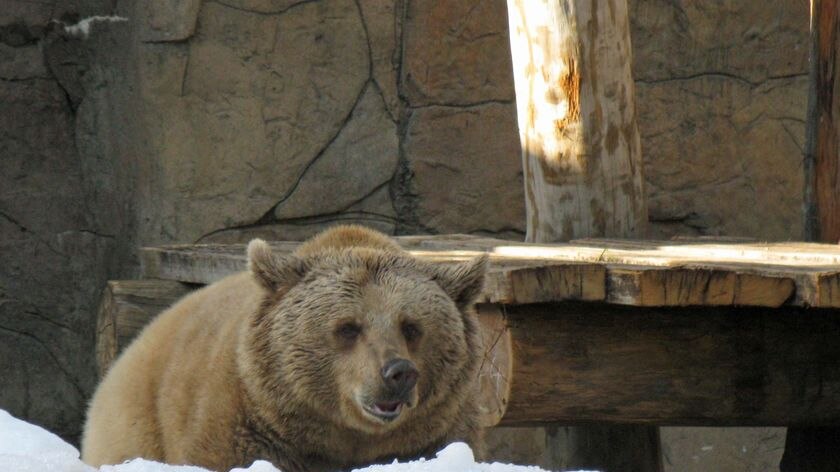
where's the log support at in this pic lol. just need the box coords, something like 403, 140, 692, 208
99, 284, 840, 428
506, 0, 653, 467
787, 0, 840, 469
806, 0, 840, 243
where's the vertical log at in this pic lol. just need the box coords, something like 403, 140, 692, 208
811, 0, 840, 243
507, 0, 647, 243
506, 0, 657, 470
784, 1, 840, 470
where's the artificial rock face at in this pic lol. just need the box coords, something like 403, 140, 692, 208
82, 225, 488, 472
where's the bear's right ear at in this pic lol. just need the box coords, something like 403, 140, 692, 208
427, 254, 489, 310
247, 239, 308, 293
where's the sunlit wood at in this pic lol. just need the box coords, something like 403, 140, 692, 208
139, 237, 840, 308
506, 0, 647, 242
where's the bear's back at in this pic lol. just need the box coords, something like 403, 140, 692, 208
82, 272, 264, 468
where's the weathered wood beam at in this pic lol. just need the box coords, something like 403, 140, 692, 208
140, 239, 840, 307
506, 0, 647, 242
98, 284, 840, 428
807, 0, 840, 243
785, 1, 840, 469
483, 303, 840, 427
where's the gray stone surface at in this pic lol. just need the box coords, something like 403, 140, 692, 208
404, 104, 525, 236
402, 0, 514, 107
0, 43, 113, 444
214, 0, 312, 14
272, 85, 399, 220
357, 0, 401, 119
661, 427, 786, 472
132, 0, 376, 243
630, 0, 810, 240
139, 0, 200, 42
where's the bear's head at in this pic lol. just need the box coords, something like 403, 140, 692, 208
241, 240, 488, 435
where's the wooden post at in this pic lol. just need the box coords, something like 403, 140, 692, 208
810, 0, 840, 243
506, 0, 647, 243
506, 0, 656, 470
784, 1, 840, 469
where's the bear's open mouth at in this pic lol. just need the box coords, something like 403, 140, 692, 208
363, 401, 404, 422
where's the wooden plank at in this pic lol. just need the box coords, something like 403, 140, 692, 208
140, 243, 268, 284
572, 239, 840, 308
142, 244, 610, 305
571, 238, 840, 265
482, 264, 606, 304
96, 280, 194, 377
429, 238, 839, 307
142, 239, 836, 307
607, 267, 796, 307
495, 302, 840, 427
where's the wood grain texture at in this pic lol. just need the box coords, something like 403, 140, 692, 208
811, 0, 840, 243
499, 303, 840, 427
785, 2, 840, 469
607, 267, 795, 307
97, 284, 840, 427
138, 236, 840, 307
482, 263, 606, 304
506, 0, 647, 241
96, 280, 193, 377
476, 305, 512, 427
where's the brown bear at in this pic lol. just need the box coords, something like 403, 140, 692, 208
82, 225, 488, 472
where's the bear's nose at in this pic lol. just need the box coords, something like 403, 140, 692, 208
381, 358, 418, 394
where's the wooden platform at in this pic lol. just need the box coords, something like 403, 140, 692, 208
140, 235, 840, 308
96, 236, 840, 429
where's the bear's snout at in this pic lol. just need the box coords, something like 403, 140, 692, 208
381, 358, 418, 396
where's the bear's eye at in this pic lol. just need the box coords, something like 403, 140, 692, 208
401, 321, 422, 343
335, 322, 362, 341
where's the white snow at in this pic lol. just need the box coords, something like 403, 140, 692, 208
0, 409, 593, 472
356, 443, 552, 472
61, 16, 128, 39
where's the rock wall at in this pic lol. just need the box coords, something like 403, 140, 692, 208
0, 0, 808, 466
631, 0, 809, 239
79, 0, 525, 248
0, 0, 126, 443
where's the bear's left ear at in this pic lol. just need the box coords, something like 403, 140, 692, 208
427, 254, 489, 310
247, 239, 308, 293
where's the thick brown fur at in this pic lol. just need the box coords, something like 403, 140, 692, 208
82, 225, 488, 471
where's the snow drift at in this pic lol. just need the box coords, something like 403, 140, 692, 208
0, 409, 593, 472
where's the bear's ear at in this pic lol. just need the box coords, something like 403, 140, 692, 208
247, 239, 308, 293
427, 254, 489, 310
